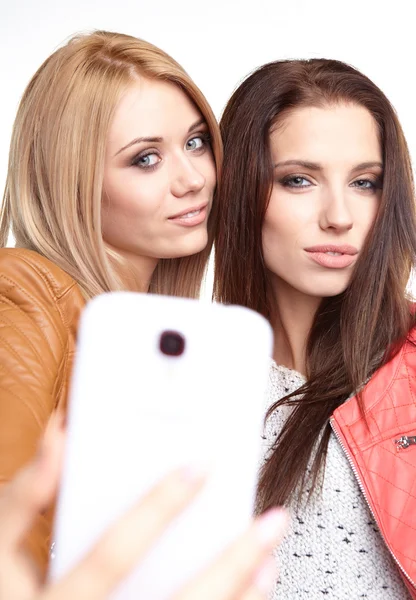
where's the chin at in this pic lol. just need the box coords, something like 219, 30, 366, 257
161, 231, 209, 259
299, 283, 350, 298
300, 270, 354, 297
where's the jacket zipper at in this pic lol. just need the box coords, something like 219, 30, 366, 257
395, 435, 416, 450
329, 417, 416, 590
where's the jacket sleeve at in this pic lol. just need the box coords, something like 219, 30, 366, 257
0, 249, 70, 575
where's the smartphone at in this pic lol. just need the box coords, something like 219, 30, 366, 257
49, 292, 273, 599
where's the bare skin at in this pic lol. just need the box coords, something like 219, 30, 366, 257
264, 104, 382, 374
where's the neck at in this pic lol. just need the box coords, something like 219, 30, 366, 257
269, 276, 322, 376
109, 246, 158, 293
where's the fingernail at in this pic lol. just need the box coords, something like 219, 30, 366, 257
255, 508, 287, 545
254, 556, 278, 595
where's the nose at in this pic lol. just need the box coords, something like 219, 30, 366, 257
170, 153, 206, 198
319, 186, 353, 233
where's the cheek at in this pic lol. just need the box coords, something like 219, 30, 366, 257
103, 169, 165, 219
262, 194, 309, 249
355, 196, 380, 237
262, 211, 295, 269
201, 154, 217, 195
368, 197, 380, 227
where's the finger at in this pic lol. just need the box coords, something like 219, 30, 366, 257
237, 557, 279, 600
43, 465, 206, 600
174, 508, 288, 600
0, 412, 65, 552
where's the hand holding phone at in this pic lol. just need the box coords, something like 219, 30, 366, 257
49, 293, 273, 599
0, 412, 287, 600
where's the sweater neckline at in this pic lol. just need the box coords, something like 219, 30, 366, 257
270, 359, 307, 384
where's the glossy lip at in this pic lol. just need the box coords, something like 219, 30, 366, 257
168, 202, 209, 227
304, 244, 358, 255
305, 244, 358, 269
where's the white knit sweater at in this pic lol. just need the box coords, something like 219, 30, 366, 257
263, 362, 411, 599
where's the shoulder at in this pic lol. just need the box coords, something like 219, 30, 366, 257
0, 247, 85, 360
0, 247, 77, 302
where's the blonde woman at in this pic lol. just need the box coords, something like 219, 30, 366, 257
0, 30, 222, 575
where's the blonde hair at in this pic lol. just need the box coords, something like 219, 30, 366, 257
0, 31, 222, 298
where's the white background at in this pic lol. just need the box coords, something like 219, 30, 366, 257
1, 0, 415, 295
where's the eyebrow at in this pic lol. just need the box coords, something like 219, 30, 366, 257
114, 117, 207, 157
350, 161, 383, 173
274, 159, 383, 172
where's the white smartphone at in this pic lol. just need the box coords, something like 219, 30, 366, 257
49, 292, 273, 600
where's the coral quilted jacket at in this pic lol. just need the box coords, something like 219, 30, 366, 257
331, 328, 416, 598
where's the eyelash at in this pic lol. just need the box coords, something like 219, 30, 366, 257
280, 175, 312, 189
130, 132, 211, 172
131, 151, 160, 172
351, 178, 383, 191
187, 132, 211, 151
280, 175, 383, 191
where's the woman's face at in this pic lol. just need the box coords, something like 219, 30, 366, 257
102, 79, 216, 261
263, 103, 383, 300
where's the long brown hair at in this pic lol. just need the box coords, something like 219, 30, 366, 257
214, 59, 416, 510
0, 31, 222, 299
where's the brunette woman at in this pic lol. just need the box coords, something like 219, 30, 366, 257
215, 59, 416, 598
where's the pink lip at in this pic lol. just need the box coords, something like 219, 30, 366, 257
168, 203, 208, 227
305, 245, 358, 269
304, 245, 358, 255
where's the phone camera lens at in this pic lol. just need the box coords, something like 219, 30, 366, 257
159, 331, 185, 357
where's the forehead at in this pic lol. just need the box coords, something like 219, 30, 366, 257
270, 103, 382, 164
108, 78, 202, 142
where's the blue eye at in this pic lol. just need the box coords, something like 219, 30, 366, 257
186, 133, 210, 152
281, 176, 312, 188
132, 152, 160, 170
187, 137, 203, 150
351, 179, 376, 190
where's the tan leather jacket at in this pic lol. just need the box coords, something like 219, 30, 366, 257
0, 248, 85, 575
